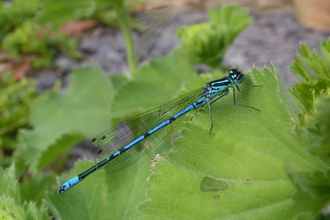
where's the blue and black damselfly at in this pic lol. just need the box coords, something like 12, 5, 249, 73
58, 69, 260, 194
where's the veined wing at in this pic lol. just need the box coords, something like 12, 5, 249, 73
89, 87, 204, 173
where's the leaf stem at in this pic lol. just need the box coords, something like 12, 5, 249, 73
113, 0, 137, 73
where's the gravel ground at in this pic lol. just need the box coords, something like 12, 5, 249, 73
225, 11, 330, 86
37, 9, 330, 92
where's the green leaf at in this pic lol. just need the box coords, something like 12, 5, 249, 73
321, 40, 330, 71
288, 169, 330, 217
290, 79, 329, 115
15, 51, 194, 176
111, 51, 195, 118
290, 40, 330, 127
289, 38, 330, 218
208, 4, 253, 33
299, 44, 330, 82
0, 165, 51, 220
15, 65, 113, 173
291, 42, 330, 83
38, 133, 86, 170
139, 66, 325, 219
20, 172, 56, 208
36, 0, 96, 29
0, 0, 40, 40
0, 165, 19, 201
46, 157, 155, 220
140, 158, 294, 220
306, 97, 330, 155
291, 57, 312, 82
0, 71, 36, 153
176, 5, 253, 68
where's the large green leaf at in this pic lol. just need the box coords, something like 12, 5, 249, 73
15, 65, 113, 173
44, 53, 198, 219
111, 51, 195, 118
138, 66, 327, 219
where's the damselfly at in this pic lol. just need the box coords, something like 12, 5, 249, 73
58, 69, 260, 194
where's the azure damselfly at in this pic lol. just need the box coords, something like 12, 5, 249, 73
58, 69, 260, 194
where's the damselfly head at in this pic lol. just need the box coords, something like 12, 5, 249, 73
228, 69, 244, 83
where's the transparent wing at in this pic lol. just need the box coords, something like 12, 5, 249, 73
89, 87, 204, 173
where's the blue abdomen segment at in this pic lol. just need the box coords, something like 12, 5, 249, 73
58, 176, 79, 194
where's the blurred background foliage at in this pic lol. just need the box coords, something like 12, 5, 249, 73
1, 0, 330, 219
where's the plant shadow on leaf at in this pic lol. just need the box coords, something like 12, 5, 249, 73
200, 176, 229, 192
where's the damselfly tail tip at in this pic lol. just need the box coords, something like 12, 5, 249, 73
58, 185, 66, 194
